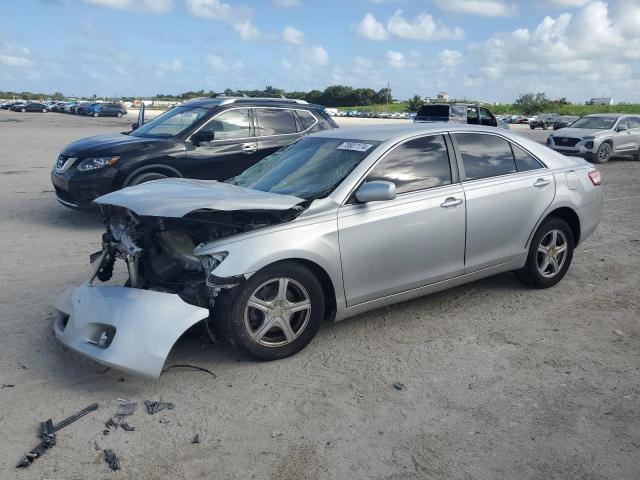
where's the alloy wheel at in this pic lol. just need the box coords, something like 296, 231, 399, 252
244, 277, 311, 347
536, 229, 568, 278
599, 144, 611, 162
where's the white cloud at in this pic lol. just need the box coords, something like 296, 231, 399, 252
158, 59, 182, 73
386, 50, 405, 68
541, 0, 589, 6
354, 13, 389, 41
387, 10, 464, 40
82, 0, 173, 13
272, 0, 300, 5
306, 45, 329, 66
186, 0, 260, 41
0, 54, 32, 67
283, 26, 304, 44
468, 0, 640, 100
433, 0, 515, 17
438, 49, 462, 68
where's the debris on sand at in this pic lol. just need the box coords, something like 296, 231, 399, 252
16, 403, 99, 468
120, 422, 135, 432
115, 402, 137, 416
144, 400, 175, 415
191, 434, 200, 444
103, 449, 121, 471
392, 382, 405, 391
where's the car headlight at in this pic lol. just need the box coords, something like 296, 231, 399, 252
76, 156, 120, 172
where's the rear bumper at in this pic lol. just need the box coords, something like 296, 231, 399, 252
53, 284, 209, 379
577, 195, 603, 245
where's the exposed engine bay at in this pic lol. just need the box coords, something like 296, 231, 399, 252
93, 205, 305, 308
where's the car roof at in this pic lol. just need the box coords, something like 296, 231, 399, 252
312, 123, 515, 142
179, 97, 323, 110
584, 113, 625, 118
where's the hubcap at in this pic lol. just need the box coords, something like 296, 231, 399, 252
244, 277, 311, 347
599, 144, 611, 160
536, 229, 568, 278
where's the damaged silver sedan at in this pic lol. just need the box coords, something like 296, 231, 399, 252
54, 124, 602, 379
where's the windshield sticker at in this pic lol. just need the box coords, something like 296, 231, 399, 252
337, 142, 374, 152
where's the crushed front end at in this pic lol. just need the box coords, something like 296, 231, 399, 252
53, 202, 304, 379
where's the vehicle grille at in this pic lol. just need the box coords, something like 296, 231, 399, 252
553, 137, 580, 147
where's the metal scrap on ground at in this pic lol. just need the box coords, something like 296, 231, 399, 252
103, 449, 121, 471
144, 400, 175, 414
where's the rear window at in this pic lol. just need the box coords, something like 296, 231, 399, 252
417, 105, 450, 118
296, 110, 317, 130
454, 133, 517, 181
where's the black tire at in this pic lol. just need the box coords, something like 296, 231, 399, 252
21, 108, 26, 113
516, 217, 574, 289
530, 125, 535, 129
127, 171, 168, 186
593, 142, 612, 164
633, 146, 640, 161
213, 261, 325, 360
117, 112, 123, 118
94, 112, 99, 117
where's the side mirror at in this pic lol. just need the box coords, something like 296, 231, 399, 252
131, 123, 139, 130
616, 124, 628, 132
191, 130, 215, 145
355, 181, 396, 203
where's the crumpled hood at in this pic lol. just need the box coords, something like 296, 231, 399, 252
94, 178, 305, 217
551, 127, 607, 137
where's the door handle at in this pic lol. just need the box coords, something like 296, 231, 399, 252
440, 197, 463, 208
241, 144, 257, 154
533, 178, 550, 188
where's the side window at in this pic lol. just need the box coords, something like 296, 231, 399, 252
201, 108, 251, 140
467, 107, 479, 124
454, 133, 517, 181
511, 143, 544, 172
296, 110, 317, 131
367, 135, 452, 194
256, 108, 297, 136
617, 119, 629, 130
628, 117, 640, 129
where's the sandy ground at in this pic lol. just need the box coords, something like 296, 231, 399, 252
0, 110, 638, 479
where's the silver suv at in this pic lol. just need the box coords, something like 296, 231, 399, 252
547, 114, 640, 163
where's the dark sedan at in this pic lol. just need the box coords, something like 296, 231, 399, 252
11, 102, 48, 113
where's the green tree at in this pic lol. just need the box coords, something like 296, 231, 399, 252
513, 92, 549, 115
406, 95, 423, 112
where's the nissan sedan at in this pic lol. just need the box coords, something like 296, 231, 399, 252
53, 124, 602, 378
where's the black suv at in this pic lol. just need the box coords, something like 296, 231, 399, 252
51, 97, 337, 209
414, 103, 498, 127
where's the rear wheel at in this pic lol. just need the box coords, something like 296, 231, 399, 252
594, 142, 612, 163
94, 112, 99, 117
127, 171, 168, 186
42, 108, 47, 113
516, 217, 574, 288
214, 262, 325, 360
117, 112, 123, 118
21, 108, 26, 113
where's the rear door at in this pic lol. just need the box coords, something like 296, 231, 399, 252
627, 117, 640, 152
452, 132, 554, 273
184, 108, 258, 180
338, 134, 466, 305
614, 118, 637, 153
254, 108, 301, 158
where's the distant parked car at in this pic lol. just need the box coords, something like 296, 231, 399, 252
12, 102, 48, 113
1, 101, 22, 110
530, 113, 559, 130
547, 114, 640, 163
414, 104, 498, 127
92, 103, 127, 117
553, 116, 579, 130
76, 102, 100, 116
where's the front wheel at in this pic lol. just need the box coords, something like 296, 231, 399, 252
117, 112, 123, 118
214, 262, 325, 360
21, 108, 26, 112
516, 217, 574, 288
94, 112, 99, 117
594, 142, 612, 164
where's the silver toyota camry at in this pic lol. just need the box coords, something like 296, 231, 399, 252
53, 124, 603, 378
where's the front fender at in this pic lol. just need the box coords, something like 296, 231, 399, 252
198, 219, 346, 312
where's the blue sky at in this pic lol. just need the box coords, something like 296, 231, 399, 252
1, 0, 639, 103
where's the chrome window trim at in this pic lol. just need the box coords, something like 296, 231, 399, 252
187, 106, 318, 143
253, 107, 319, 138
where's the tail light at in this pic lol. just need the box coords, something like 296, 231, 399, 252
588, 169, 601, 186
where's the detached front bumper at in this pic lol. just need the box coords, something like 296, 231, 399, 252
53, 284, 209, 379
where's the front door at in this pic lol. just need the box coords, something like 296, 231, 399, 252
338, 134, 466, 306
185, 108, 260, 180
